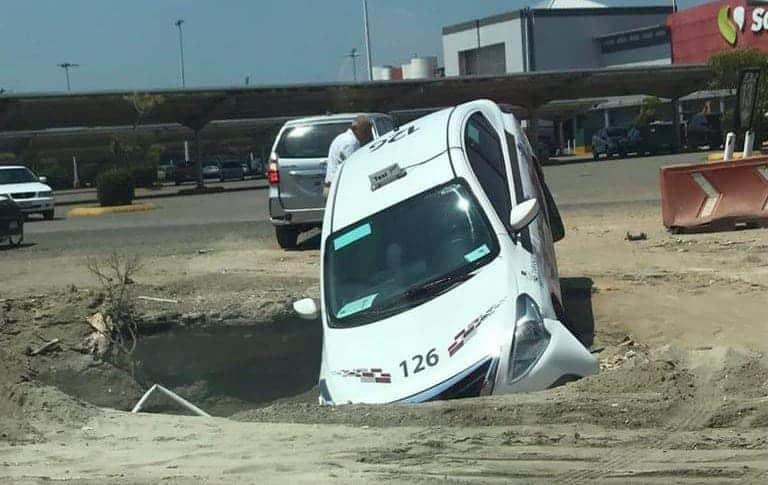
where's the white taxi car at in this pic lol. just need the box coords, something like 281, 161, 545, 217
0, 166, 55, 220
294, 100, 597, 404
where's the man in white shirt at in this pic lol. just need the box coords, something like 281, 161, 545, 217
323, 115, 372, 196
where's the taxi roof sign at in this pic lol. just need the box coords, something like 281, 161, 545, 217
369, 163, 406, 191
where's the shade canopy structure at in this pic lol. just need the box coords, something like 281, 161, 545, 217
0, 118, 290, 157
0, 64, 714, 183
0, 64, 712, 134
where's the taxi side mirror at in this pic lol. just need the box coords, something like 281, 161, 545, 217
293, 298, 320, 320
509, 199, 539, 233
39, 176, 48, 184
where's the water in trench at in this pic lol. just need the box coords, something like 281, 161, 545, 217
132, 317, 322, 416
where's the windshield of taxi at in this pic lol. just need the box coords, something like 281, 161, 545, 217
324, 179, 498, 328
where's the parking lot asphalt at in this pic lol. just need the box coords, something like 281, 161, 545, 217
16, 152, 710, 256
543, 151, 705, 209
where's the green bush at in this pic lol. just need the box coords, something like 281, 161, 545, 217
130, 165, 158, 189
96, 169, 135, 207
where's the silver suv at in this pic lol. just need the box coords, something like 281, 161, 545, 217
267, 113, 395, 249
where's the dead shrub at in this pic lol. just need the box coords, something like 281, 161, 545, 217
86, 252, 142, 372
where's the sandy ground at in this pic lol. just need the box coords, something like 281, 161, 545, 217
2, 196, 768, 482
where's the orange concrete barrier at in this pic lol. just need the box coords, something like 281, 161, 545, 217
660, 156, 768, 232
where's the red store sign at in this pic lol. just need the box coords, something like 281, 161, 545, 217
669, 1, 768, 64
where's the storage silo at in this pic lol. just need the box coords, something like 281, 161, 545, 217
372, 66, 393, 81
401, 62, 412, 80
408, 56, 438, 79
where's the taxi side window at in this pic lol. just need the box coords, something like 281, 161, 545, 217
464, 113, 512, 232
504, 132, 533, 253
375, 117, 395, 136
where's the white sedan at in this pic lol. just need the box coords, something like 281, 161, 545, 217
0, 166, 55, 220
295, 100, 598, 405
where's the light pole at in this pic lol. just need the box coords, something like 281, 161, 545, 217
174, 19, 186, 87
57, 62, 79, 91
362, 0, 373, 81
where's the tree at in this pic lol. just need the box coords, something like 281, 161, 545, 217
707, 48, 768, 140
634, 96, 664, 126
105, 93, 167, 187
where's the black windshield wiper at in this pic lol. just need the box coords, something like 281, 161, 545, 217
405, 271, 475, 301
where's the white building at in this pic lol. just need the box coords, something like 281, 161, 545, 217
442, 1, 672, 77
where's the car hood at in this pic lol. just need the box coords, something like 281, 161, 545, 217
321, 258, 514, 404
0, 182, 51, 194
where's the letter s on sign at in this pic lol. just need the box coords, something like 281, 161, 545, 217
755, 8, 766, 32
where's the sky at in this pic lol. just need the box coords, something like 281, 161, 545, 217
0, 0, 711, 93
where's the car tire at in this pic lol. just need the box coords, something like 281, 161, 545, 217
43, 210, 54, 220
7, 221, 23, 247
275, 226, 300, 250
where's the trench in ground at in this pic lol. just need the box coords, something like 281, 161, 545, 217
126, 279, 596, 417
132, 317, 322, 416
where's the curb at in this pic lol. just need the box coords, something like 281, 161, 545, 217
706, 151, 767, 162
56, 181, 267, 207
68, 203, 157, 217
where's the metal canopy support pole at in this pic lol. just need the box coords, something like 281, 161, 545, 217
194, 129, 203, 189
179, 95, 231, 189
527, 105, 540, 154
672, 97, 682, 152
72, 155, 80, 188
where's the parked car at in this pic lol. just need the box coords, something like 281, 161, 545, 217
591, 127, 630, 160
0, 195, 23, 247
268, 113, 397, 249
173, 162, 197, 185
292, 99, 596, 405
202, 163, 221, 180
219, 161, 245, 181
158, 162, 176, 181
0, 165, 55, 220
686, 113, 722, 149
628, 122, 677, 155
251, 158, 265, 178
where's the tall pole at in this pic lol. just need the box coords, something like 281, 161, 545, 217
362, 0, 373, 81
174, 19, 186, 87
57, 63, 79, 91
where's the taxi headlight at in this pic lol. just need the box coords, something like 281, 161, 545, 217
38, 191, 52, 197
508, 294, 550, 383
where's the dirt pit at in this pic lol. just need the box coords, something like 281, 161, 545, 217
132, 318, 321, 416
